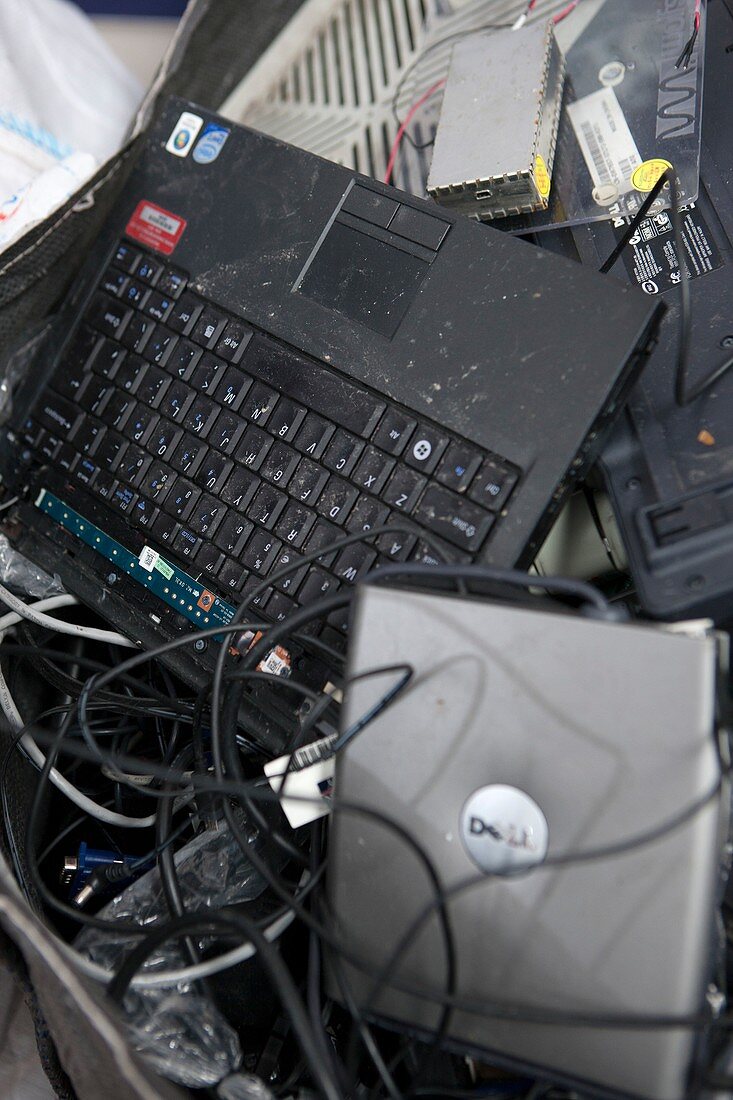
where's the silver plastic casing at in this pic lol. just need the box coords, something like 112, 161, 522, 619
328, 588, 729, 1099
427, 20, 565, 220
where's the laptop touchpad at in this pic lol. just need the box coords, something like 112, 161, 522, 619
296, 221, 428, 339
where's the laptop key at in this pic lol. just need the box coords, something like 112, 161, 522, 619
100, 266, 128, 297
371, 409, 416, 456
86, 293, 131, 339
267, 592, 297, 623
151, 512, 179, 546
323, 429, 364, 476
215, 319, 251, 363
303, 518, 340, 566
260, 443, 299, 488
273, 550, 308, 596
299, 567, 339, 603
192, 306, 228, 349
189, 494, 225, 539
148, 423, 182, 461
376, 525, 417, 561
215, 513, 254, 556
195, 454, 233, 494
346, 495, 389, 534
382, 466, 426, 512
171, 435, 205, 476
333, 543, 377, 584
275, 501, 316, 548
167, 340, 202, 381
249, 483, 288, 529
352, 446, 395, 495
242, 529, 281, 575
219, 557, 249, 592
158, 380, 194, 423
167, 292, 202, 335
52, 360, 89, 400
209, 411, 244, 455
157, 266, 188, 299
414, 484, 495, 551
128, 405, 158, 446
90, 337, 125, 380
468, 457, 520, 512
220, 467, 259, 510
217, 367, 252, 412
144, 324, 178, 366
110, 483, 137, 515
113, 242, 141, 274
405, 424, 449, 474
173, 528, 200, 561
144, 290, 173, 322
94, 432, 127, 472
242, 382, 278, 426
294, 413, 334, 459
235, 424, 272, 470
140, 463, 176, 501
114, 355, 147, 393
288, 458, 328, 506
191, 353, 226, 396
435, 442, 483, 493
132, 498, 158, 530
197, 542, 225, 577
118, 445, 151, 486
99, 391, 133, 430
164, 479, 200, 521
267, 398, 306, 442
240, 576, 271, 610
38, 394, 81, 438
121, 314, 154, 353
184, 395, 219, 437
136, 257, 163, 285
316, 476, 359, 524
136, 366, 169, 407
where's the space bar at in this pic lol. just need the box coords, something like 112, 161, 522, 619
242, 334, 386, 437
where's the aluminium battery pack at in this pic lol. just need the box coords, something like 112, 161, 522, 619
427, 20, 565, 221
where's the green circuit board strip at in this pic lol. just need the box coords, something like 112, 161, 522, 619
35, 489, 237, 634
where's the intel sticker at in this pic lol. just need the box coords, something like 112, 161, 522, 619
165, 111, 203, 158
193, 123, 230, 165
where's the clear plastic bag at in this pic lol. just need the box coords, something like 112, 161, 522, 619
75, 823, 270, 1089
218, 1074, 276, 1100
0, 533, 64, 599
503, 0, 706, 231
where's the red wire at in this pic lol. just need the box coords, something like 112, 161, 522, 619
383, 79, 446, 185
694, 0, 701, 32
553, 0, 579, 23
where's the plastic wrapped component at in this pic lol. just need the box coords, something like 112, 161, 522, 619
75, 823, 272, 1089
0, 533, 64, 599
218, 1074, 276, 1100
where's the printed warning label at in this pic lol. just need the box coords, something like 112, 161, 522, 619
568, 87, 642, 195
125, 200, 186, 255
615, 205, 723, 295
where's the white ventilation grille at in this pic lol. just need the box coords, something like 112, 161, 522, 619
220, 0, 572, 195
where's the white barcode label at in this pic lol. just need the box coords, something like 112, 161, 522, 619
264, 735, 336, 828
568, 88, 642, 195
139, 545, 159, 572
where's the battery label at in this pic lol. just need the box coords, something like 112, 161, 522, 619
125, 200, 186, 255
615, 205, 723, 295
568, 88, 642, 196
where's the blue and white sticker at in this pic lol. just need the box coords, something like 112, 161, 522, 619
165, 111, 203, 158
193, 123, 230, 164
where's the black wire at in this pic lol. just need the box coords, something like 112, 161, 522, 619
106, 909, 342, 1100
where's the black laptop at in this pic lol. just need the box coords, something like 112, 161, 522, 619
0, 97, 661, 747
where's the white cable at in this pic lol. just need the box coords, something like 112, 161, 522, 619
0, 581, 135, 647
61, 906, 296, 988
0, 595, 155, 829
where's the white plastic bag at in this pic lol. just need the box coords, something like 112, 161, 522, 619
0, 0, 142, 250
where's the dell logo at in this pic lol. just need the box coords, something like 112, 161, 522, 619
460, 785, 549, 874
469, 816, 538, 852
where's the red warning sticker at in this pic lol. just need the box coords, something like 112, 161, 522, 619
125, 200, 186, 255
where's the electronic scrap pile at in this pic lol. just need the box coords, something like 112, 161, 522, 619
0, 2, 732, 1100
